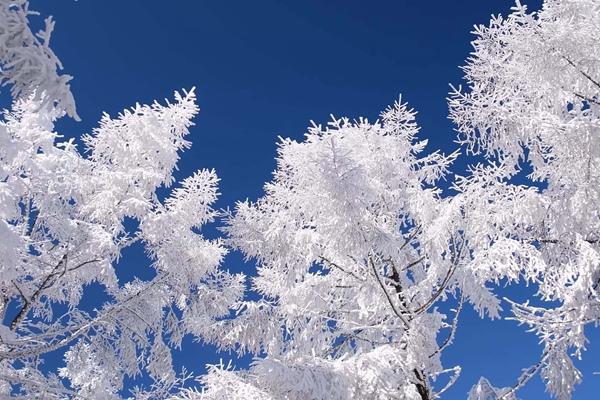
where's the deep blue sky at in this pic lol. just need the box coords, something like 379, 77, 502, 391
27, 1, 600, 398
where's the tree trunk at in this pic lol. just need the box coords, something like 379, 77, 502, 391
388, 259, 431, 400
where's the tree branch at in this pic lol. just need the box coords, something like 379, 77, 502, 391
10, 254, 67, 330
368, 255, 410, 328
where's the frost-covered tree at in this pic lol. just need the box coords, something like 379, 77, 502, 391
0, 3, 243, 398
179, 99, 514, 400
449, 0, 600, 398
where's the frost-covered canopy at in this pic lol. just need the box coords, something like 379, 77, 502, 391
450, 1, 600, 399
184, 102, 482, 400
0, 0, 77, 119
0, 88, 245, 398
1, 0, 600, 399
0, 3, 243, 396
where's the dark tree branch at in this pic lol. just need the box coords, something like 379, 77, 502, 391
369, 256, 410, 328
413, 368, 431, 400
10, 254, 67, 330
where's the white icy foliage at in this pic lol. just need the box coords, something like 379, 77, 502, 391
0, 0, 77, 119
0, 4, 244, 398
450, 0, 600, 398
2, 0, 599, 399
188, 100, 480, 399
0, 90, 244, 398
467, 377, 515, 400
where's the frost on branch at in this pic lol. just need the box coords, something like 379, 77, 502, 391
450, 0, 600, 398
0, 0, 77, 119
190, 98, 494, 399
0, 90, 243, 398
467, 377, 515, 400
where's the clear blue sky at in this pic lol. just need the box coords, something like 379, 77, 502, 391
30, 1, 600, 398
